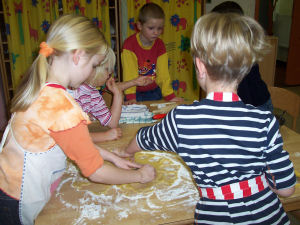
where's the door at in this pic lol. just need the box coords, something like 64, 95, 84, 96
285, 0, 300, 85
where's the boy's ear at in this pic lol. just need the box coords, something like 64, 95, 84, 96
136, 21, 142, 31
195, 57, 207, 79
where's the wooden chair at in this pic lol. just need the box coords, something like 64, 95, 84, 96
268, 86, 300, 131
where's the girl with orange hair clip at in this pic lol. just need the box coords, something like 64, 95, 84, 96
0, 14, 155, 225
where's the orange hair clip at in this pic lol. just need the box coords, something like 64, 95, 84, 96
39, 42, 54, 57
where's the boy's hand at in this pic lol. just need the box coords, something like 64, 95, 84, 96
170, 96, 184, 102
124, 99, 137, 105
105, 128, 122, 141
106, 77, 121, 96
138, 164, 156, 183
135, 76, 153, 86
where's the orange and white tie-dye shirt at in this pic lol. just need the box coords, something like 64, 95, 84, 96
0, 84, 103, 199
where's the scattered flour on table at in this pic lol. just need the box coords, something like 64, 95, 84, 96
56, 151, 198, 224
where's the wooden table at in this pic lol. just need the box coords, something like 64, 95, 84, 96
35, 119, 300, 224
35, 122, 198, 225
279, 125, 300, 212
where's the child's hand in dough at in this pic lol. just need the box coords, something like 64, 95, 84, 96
138, 164, 156, 183
111, 148, 133, 158
113, 156, 142, 170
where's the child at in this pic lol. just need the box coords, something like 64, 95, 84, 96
211, 1, 274, 112
121, 2, 183, 105
69, 47, 152, 142
0, 14, 155, 225
123, 13, 296, 224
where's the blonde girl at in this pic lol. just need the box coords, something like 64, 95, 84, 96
0, 14, 155, 225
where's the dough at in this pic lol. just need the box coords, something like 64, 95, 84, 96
117, 151, 181, 195
64, 151, 187, 196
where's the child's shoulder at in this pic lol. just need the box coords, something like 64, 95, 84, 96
123, 33, 138, 44
35, 85, 90, 131
38, 85, 77, 110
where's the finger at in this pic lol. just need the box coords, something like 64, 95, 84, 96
127, 161, 142, 168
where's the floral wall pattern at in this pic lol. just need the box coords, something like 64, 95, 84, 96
3, 0, 111, 92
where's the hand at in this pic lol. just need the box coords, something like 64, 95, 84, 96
170, 96, 184, 102
138, 164, 156, 183
135, 76, 153, 86
105, 128, 122, 141
111, 148, 134, 158
106, 77, 121, 96
113, 156, 142, 170
124, 99, 137, 105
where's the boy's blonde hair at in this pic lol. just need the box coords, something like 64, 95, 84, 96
138, 3, 165, 24
11, 14, 107, 112
191, 13, 269, 84
88, 47, 116, 85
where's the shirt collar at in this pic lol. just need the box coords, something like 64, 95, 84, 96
206, 92, 240, 102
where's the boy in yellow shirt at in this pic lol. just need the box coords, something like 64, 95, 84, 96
121, 2, 183, 104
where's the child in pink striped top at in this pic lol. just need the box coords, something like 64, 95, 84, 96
69, 48, 152, 142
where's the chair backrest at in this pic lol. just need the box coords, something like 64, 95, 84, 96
268, 86, 300, 131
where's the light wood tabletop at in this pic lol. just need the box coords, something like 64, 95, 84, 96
35, 122, 198, 225
35, 103, 300, 224
279, 125, 300, 212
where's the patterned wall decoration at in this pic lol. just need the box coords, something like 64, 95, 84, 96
3, 0, 111, 92
3, 0, 59, 90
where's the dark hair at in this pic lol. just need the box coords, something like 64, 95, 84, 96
211, 1, 244, 15
138, 3, 165, 24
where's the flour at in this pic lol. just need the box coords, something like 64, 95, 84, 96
55, 151, 198, 224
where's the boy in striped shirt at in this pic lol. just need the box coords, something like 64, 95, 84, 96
123, 13, 296, 224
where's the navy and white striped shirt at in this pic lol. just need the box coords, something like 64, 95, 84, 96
137, 93, 296, 224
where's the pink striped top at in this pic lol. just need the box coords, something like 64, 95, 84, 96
71, 84, 111, 126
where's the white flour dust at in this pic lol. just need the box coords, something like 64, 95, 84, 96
55, 151, 198, 224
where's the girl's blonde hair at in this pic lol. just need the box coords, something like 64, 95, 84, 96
191, 13, 269, 84
11, 14, 107, 112
88, 47, 116, 85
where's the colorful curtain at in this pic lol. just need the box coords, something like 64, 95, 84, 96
61, 0, 111, 46
3, 0, 59, 91
123, 0, 202, 101
3, 0, 111, 93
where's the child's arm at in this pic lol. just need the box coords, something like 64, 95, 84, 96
92, 145, 155, 184
89, 163, 155, 184
169, 96, 184, 102
268, 185, 295, 197
121, 48, 139, 102
105, 77, 122, 128
51, 121, 155, 184
264, 117, 297, 197
117, 76, 153, 91
156, 51, 184, 102
124, 137, 142, 157
90, 128, 122, 142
